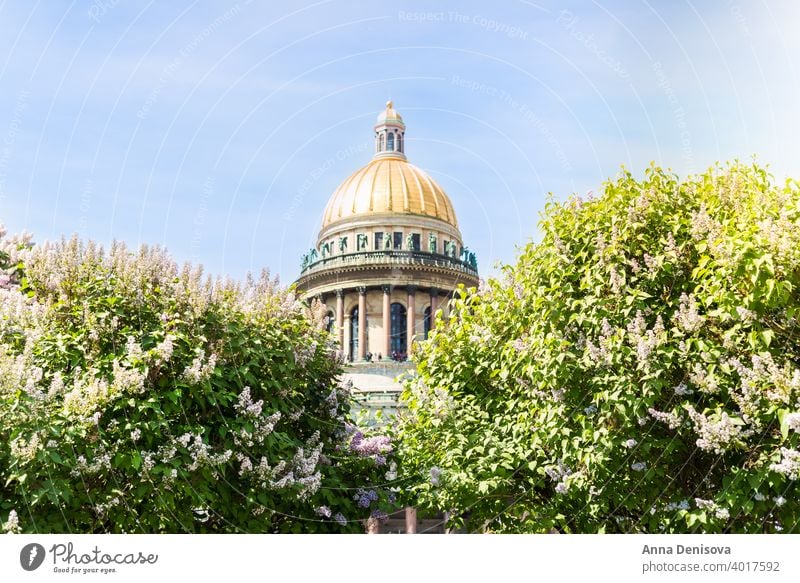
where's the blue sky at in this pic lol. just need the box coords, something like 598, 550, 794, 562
0, 1, 797, 283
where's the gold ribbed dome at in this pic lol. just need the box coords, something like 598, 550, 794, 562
376, 100, 403, 125
321, 156, 458, 230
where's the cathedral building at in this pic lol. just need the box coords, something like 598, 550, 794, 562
295, 102, 479, 363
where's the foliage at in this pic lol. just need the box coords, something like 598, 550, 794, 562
0, 234, 393, 533
395, 162, 800, 533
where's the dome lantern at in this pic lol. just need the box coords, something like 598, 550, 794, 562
374, 100, 406, 160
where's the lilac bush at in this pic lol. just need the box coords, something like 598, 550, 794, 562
0, 234, 392, 533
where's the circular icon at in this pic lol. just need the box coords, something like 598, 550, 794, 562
20, 543, 46, 571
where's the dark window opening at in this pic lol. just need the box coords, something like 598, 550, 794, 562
390, 303, 407, 356
423, 306, 432, 339
325, 310, 335, 334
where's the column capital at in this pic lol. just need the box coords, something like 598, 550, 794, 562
381, 284, 392, 294
335, 288, 344, 298
429, 287, 440, 297
357, 286, 367, 295
406, 284, 418, 294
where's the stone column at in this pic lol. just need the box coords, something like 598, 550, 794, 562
357, 287, 367, 361
343, 314, 352, 361
429, 287, 439, 326
335, 289, 344, 348
405, 506, 417, 534
406, 285, 416, 355
382, 285, 391, 357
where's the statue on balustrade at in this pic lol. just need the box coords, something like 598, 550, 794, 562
338, 236, 348, 253
356, 233, 368, 251
428, 233, 437, 253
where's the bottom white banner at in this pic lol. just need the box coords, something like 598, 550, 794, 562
1, 534, 797, 582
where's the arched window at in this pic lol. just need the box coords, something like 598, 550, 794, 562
390, 303, 407, 357
398, 133, 403, 153
423, 306, 432, 339
325, 310, 334, 334
387, 132, 395, 151
379, 134, 384, 152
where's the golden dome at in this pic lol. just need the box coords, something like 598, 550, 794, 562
376, 100, 403, 125
321, 156, 458, 230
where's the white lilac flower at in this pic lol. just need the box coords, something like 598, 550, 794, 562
130, 428, 141, 442
648, 407, 683, 430
429, 466, 442, 486
154, 335, 175, 364
784, 412, 800, 433
754, 492, 766, 501
674, 293, 702, 333
774, 496, 786, 507
3, 509, 20, 534
769, 448, 800, 480
315, 506, 332, 518
686, 405, 749, 454
623, 439, 638, 449
631, 462, 647, 472
555, 482, 569, 494
673, 383, 692, 396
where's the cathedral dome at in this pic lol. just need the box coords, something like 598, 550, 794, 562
320, 156, 459, 231
376, 100, 403, 125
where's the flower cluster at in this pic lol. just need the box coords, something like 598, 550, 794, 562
9, 432, 41, 464
626, 311, 664, 367
349, 431, 392, 463
728, 353, 800, 419
694, 498, 730, 521
293, 341, 317, 366
2, 510, 20, 534
234, 410, 281, 448
647, 407, 683, 430
181, 350, 217, 384
152, 334, 175, 365
785, 412, 800, 433
545, 459, 572, 495
688, 363, 720, 394
429, 466, 442, 486
234, 386, 264, 417
685, 406, 749, 454
674, 293, 702, 333
586, 318, 615, 366
769, 447, 800, 480
354, 488, 379, 508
